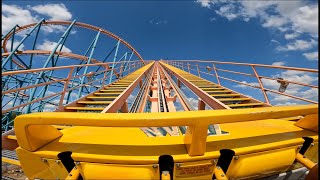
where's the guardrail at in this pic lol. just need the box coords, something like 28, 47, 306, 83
163, 60, 318, 105
14, 104, 318, 156
2, 60, 146, 132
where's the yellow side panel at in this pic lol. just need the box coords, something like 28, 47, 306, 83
16, 147, 56, 179
226, 146, 297, 180
77, 162, 159, 179
46, 159, 69, 179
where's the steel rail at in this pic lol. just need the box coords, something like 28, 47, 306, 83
168, 60, 318, 73
129, 66, 154, 113
2, 21, 144, 64
101, 62, 154, 113
159, 65, 193, 111
160, 62, 231, 110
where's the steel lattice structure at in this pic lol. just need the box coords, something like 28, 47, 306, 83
1, 20, 319, 180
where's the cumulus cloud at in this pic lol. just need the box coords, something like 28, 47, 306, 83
284, 32, 300, 40
234, 81, 259, 89
271, 61, 286, 66
277, 39, 317, 51
5, 40, 25, 51
231, 68, 318, 104
31, 4, 72, 21
36, 40, 72, 53
2, 3, 73, 35
196, 1, 318, 38
2, 4, 38, 34
303, 51, 318, 61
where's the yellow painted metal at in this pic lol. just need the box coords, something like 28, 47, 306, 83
294, 114, 318, 132
211, 94, 240, 97
94, 92, 122, 95
53, 125, 70, 129
77, 101, 112, 104
2, 157, 21, 166
76, 162, 159, 179
99, 89, 125, 92
296, 153, 316, 170
65, 107, 105, 111
7, 135, 17, 140
65, 167, 80, 180
228, 103, 264, 108
161, 172, 171, 180
214, 166, 228, 180
46, 159, 69, 179
14, 104, 317, 154
16, 147, 56, 179
217, 98, 251, 102
226, 146, 297, 179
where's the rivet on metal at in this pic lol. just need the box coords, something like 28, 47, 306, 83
55, 160, 60, 164
311, 143, 315, 146
216, 166, 221, 170
297, 146, 302, 149
212, 159, 217, 164
234, 156, 239, 160
153, 164, 158, 168
41, 158, 47, 163
74, 166, 77, 170
75, 162, 80, 165
69, 174, 72, 176
221, 174, 225, 177
176, 163, 181, 167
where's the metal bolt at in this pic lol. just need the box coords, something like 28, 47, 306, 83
234, 156, 239, 160
311, 143, 315, 146
41, 158, 47, 163
216, 166, 221, 170
176, 163, 181, 167
74, 166, 77, 170
221, 174, 225, 177
297, 146, 302, 149
75, 162, 80, 165
55, 160, 60, 164
153, 164, 158, 168
69, 174, 72, 176
212, 159, 217, 164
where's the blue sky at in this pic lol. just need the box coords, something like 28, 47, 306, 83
2, 0, 318, 108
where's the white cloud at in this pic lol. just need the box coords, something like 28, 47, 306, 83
303, 51, 318, 61
277, 39, 317, 51
196, 0, 212, 8
271, 61, 285, 66
234, 81, 259, 89
5, 40, 25, 51
31, 4, 72, 21
258, 69, 318, 105
37, 40, 72, 53
284, 32, 300, 40
275, 101, 298, 106
43, 104, 56, 112
196, 1, 318, 39
301, 88, 318, 99
291, 5, 318, 37
215, 4, 238, 21
262, 16, 288, 28
2, 3, 73, 35
270, 39, 280, 44
41, 25, 67, 34
2, 4, 38, 34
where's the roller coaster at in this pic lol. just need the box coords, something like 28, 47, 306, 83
2, 20, 318, 180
